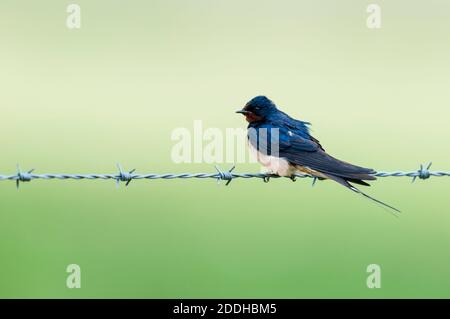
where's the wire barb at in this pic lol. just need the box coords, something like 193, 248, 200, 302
116, 164, 136, 187
215, 165, 235, 186
16, 164, 34, 189
412, 162, 432, 183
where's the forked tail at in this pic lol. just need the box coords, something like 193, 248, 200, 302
324, 173, 401, 214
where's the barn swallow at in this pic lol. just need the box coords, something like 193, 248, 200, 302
236, 96, 399, 213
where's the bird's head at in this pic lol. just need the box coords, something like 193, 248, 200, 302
236, 96, 277, 123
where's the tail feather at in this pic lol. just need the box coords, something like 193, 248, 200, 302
323, 173, 400, 214
345, 178, 371, 186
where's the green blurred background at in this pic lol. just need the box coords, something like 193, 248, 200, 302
1, 0, 449, 298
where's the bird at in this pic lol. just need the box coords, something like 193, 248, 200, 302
236, 95, 399, 213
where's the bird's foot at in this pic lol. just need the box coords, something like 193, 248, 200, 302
261, 168, 275, 183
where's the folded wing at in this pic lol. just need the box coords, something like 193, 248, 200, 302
278, 130, 376, 181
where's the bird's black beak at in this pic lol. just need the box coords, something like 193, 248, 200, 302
236, 109, 251, 115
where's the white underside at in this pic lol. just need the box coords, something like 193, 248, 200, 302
248, 142, 297, 177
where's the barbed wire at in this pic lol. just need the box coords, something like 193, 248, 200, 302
0, 162, 449, 189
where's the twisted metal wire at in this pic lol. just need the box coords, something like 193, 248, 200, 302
0, 162, 449, 189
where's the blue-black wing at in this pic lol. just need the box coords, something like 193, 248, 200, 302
249, 125, 376, 181
283, 131, 376, 180
247, 121, 398, 212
